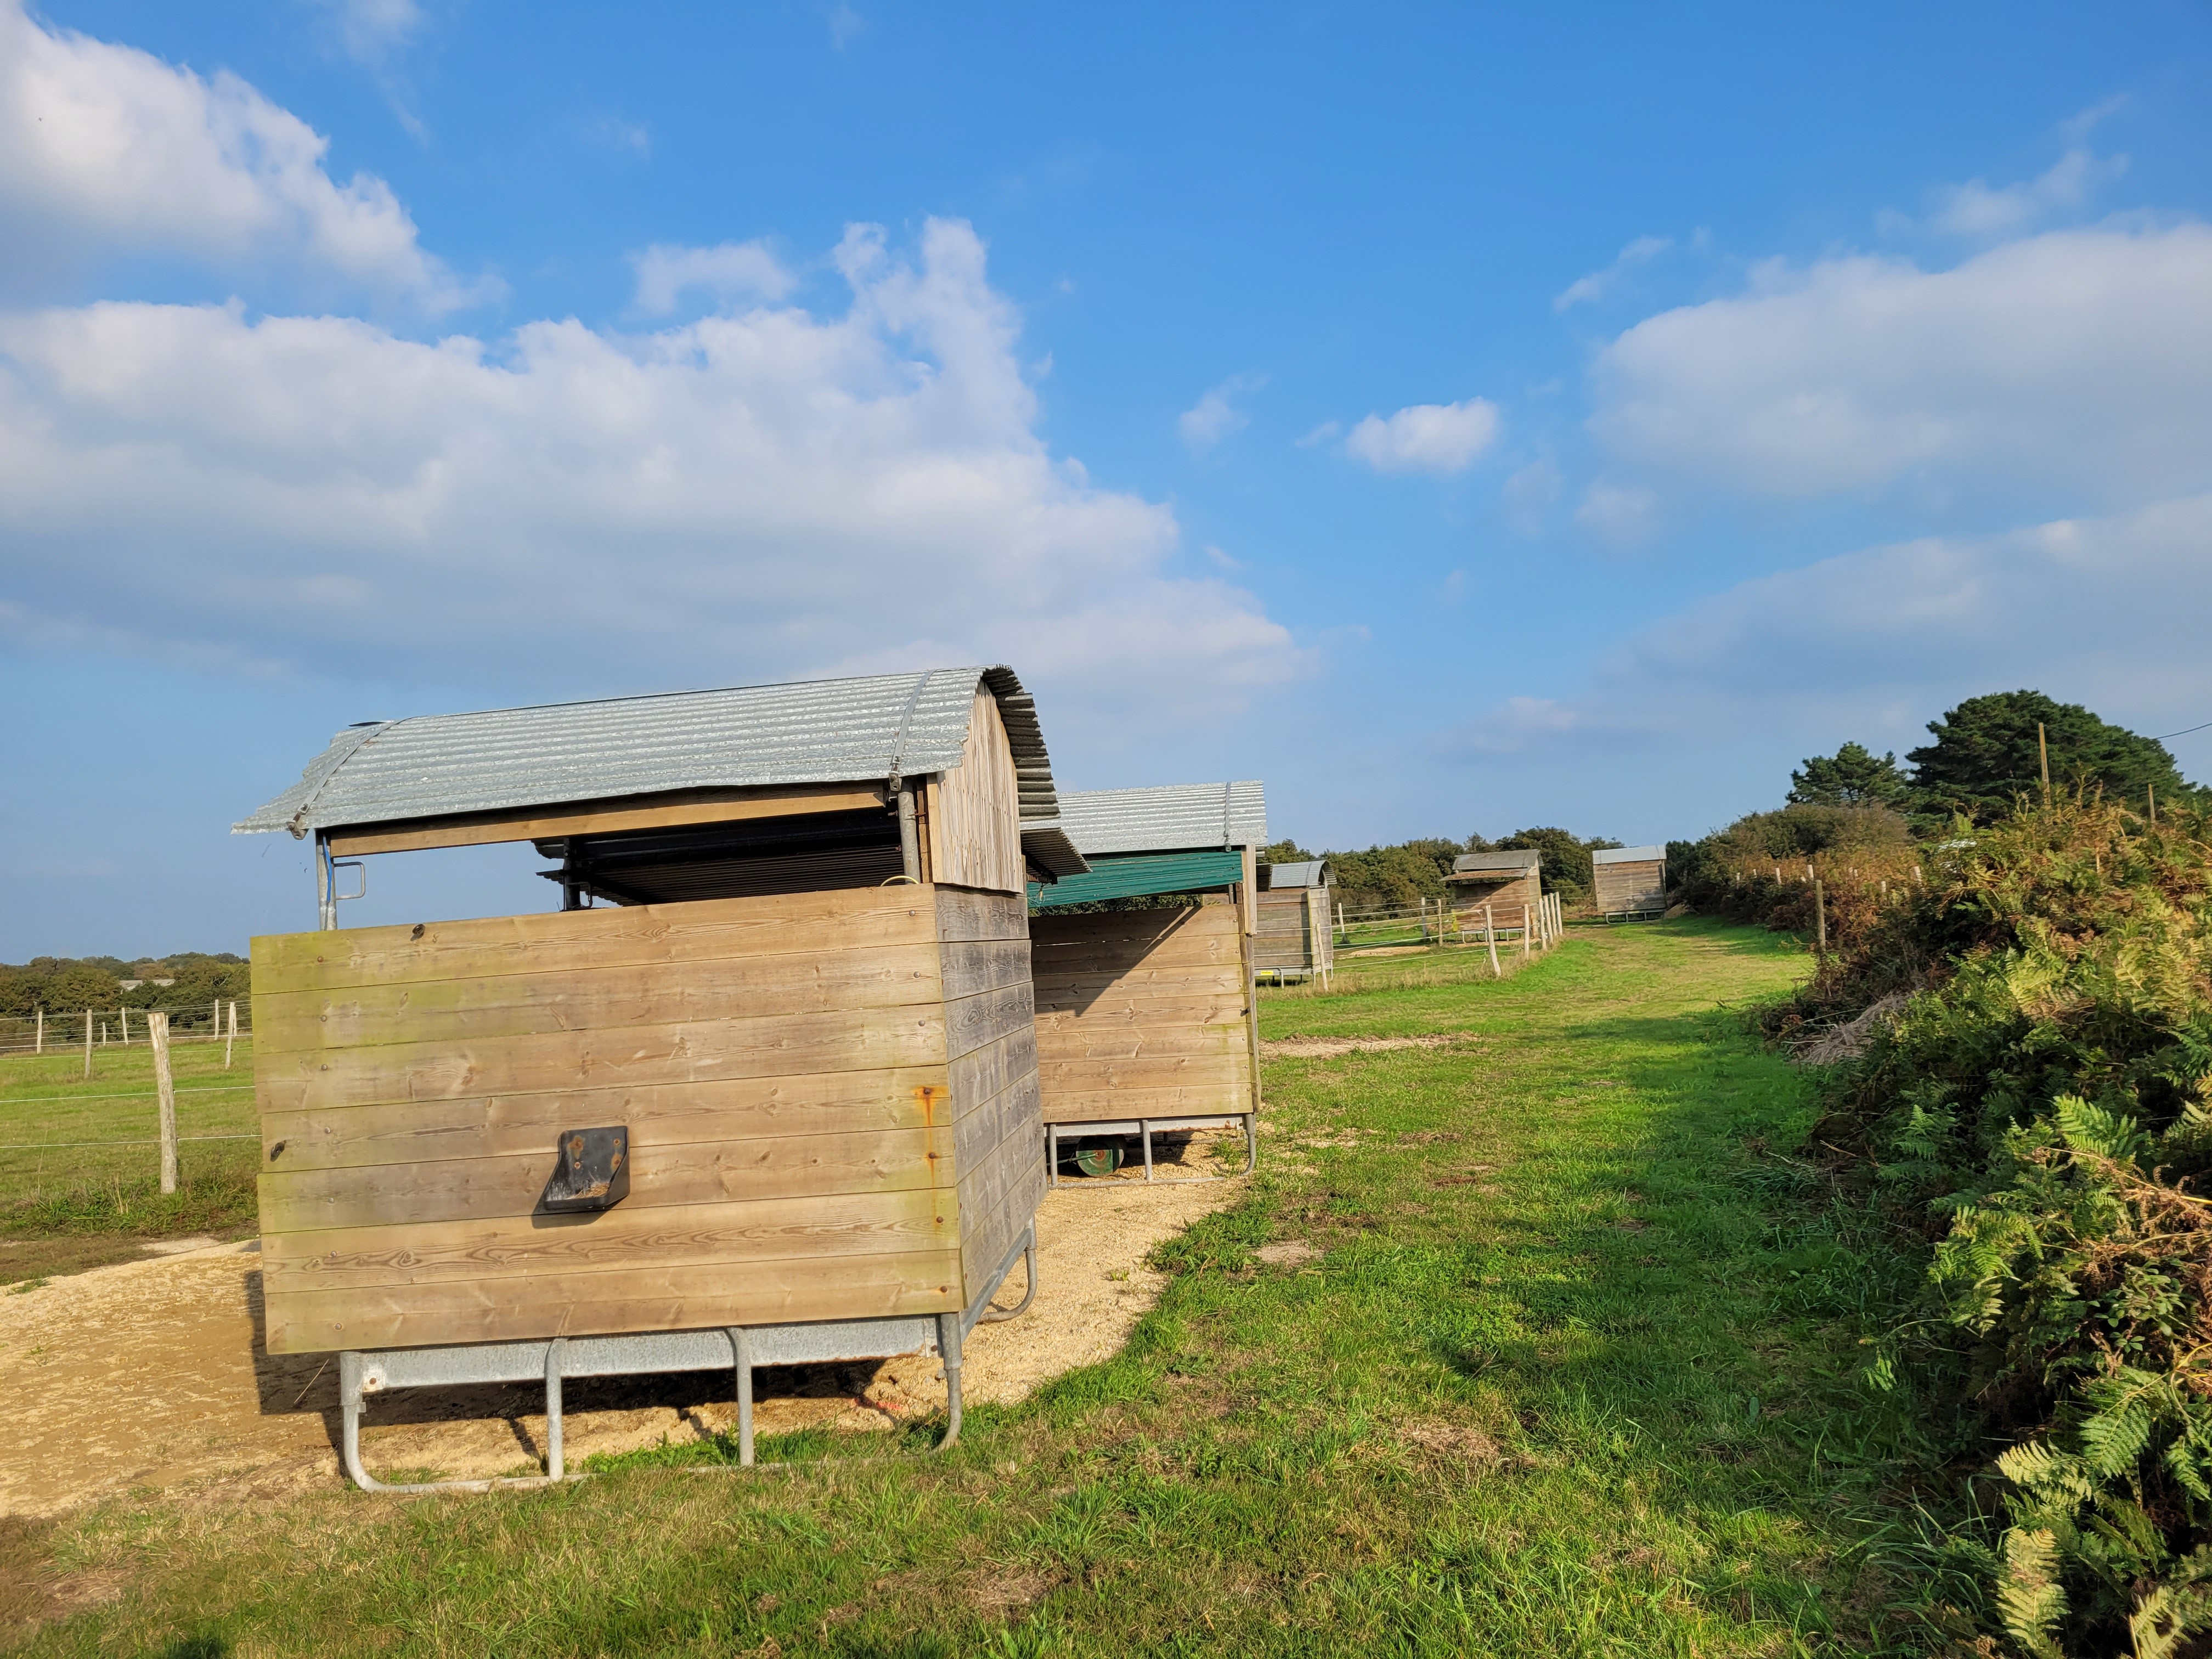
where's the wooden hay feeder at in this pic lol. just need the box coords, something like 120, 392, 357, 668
1444, 850, 1543, 940
1025, 781, 1265, 1185
233, 665, 1087, 1489
1254, 856, 1334, 983
1592, 845, 1668, 921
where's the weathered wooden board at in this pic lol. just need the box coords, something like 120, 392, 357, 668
1037, 1053, 1246, 1094
944, 983, 1036, 1064
1041, 1085, 1255, 1123
256, 1006, 946, 1115
325, 784, 890, 858
252, 890, 940, 995
938, 940, 1033, 999
267, 1250, 963, 1353
258, 1070, 952, 1172
259, 1125, 953, 1233
934, 887, 1030, 944
926, 692, 1025, 896
262, 1187, 955, 1292
255, 945, 947, 1056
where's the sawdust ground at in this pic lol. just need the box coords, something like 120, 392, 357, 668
0, 1145, 1241, 1516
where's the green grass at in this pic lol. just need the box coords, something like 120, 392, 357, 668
0, 1035, 260, 1281
5, 922, 1964, 1656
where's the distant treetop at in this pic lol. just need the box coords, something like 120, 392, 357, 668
1788, 742, 1911, 810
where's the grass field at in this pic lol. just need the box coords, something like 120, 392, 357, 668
0, 1035, 261, 1284
3, 921, 1962, 1656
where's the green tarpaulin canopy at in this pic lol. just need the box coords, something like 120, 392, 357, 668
1027, 849, 1244, 909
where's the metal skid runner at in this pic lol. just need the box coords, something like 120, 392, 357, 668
1046, 1111, 1257, 1188
338, 1225, 1037, 1493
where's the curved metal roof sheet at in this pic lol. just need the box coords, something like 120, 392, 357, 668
1590, 845, 1666, 865
1054, 781, 1267, 857
1265, 858, 1330, 889
232, 665, 1082, 874
1453, 850, 1542, 873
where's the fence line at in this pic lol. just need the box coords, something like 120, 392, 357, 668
0, 1001, 247, 1059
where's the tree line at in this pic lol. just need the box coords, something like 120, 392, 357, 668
1266, 827, 1626, 911
0, 953, 250, 1020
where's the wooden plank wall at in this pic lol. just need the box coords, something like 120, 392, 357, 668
1030, 904, 1253, 1124
251, 887, 978, 1355
1594, 859, 1667, 915
1448, 868, 1540, 912
927, 691, 1025, 895
940, 889, 1046, 1294
1252, 889, 1317, 971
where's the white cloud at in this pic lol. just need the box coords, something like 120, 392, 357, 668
1502, 458, 1561, 534
588, 116, 651, 158
1178, 374, 1263, 454
1554, 234, 1672, 312
0, 218, 1301, 712
827, 3, 866, 49
0, 0, 486, 309
325, 0, 424, 66
630, 240, 795, 314
1928, 147, 2126, 237
1438, 494, 2212, 764
1587, 223, 2212, 507
1342, 399, 1500, 476
1572, 480, 1657, 544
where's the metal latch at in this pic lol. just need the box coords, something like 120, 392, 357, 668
541, 1126, 629, 1212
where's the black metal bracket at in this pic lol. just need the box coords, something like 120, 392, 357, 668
541, 1126, 629, 1212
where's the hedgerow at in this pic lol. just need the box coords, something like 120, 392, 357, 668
1811, 799, 2212, 1656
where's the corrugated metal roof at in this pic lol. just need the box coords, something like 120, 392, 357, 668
1591, 845, 1666, 865
233, 664, 1084, 874
1054, 781, 1267, 857
1453, 851, 1541, 873
1265, 859, 1329, 889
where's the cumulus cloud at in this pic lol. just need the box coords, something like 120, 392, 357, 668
1342, 399, 1500, 476
1573, 480, 1657, 544
0, 0, 486, 308
1554, 234, 1672, 312
630, 240, 795, 314
1927, 147, 2127, 237
0, 218, 1300, 709
1438, 494, 2212, 763
1178, 374, 1263, 454
1587, 223, 2212, 508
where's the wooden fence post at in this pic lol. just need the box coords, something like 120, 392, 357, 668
150, 1011, 178, 1193
1813, 878, 1827, 956
82, 1008, 92, 1081
33, 1008, 41, 1054
1521, 904, 1532, 960
120, 1006, 129, 1046
225, 1001, 237, 1069
1484, 904, 1501, 978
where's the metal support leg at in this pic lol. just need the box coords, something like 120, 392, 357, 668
1141, 1119, 1154, 1181
544, 1337, 567, 1480
728, 1327, 754, 1467
1242, 1111, 1259, 1175
936, 1312, 963, 1450
1047, 1122, 1060, 1189
974, 1226, 1037, 1323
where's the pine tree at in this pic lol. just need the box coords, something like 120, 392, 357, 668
1908, 690, 2194, 822
1788, 741, 1911, 809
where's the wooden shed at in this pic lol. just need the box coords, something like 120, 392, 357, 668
1446, 850, 1541, 918
1592, 845, 1668, 920
1025, 781, 1266, 1183
232, 665, 1086, 1487
1254, 858, 1334, 980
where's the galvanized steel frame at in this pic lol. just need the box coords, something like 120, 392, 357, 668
336, 1223, 1037, 1493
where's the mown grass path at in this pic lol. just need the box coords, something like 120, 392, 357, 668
8, 921, 1932, 1658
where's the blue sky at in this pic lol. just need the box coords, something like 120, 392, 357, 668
5, 1, 2212, 955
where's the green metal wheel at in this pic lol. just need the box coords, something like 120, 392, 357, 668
1068, 1143, 1125, 1177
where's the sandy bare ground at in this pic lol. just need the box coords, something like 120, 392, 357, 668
0, 1158, 1239, 1516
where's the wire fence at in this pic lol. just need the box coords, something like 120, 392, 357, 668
1329, 896, 1545, 955
0, 1001, 248, 1059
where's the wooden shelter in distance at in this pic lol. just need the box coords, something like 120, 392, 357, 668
1025, 781, 1266, 1184
1446, 850, 1542, 929
1593, 845, 1668, 920
1255, 858, 1334, 981
232, 665, 1086, 1490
